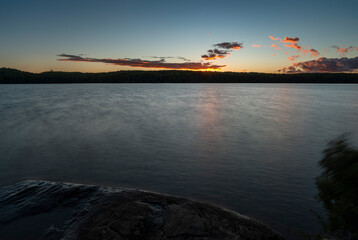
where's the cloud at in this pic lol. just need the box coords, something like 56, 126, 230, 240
283, 37, 299, 43
284, 52, 300, 61
332, 45, 356, 56
201, 49, 231, 60
284, 43, 302, 50
202, 42, 243, 61
147, 56, 192, 62
279, 56, 358, 73
201, 54, 226, 60
271, 44, 281, 50
57, 54, 225, 70
269, 36, 300, 46
210, 49, 231, 55
269, 36, 280, 41
270, 35, 320, 58
177, 56, 191, 61
301, 48, 319, 57
252, 44, 261, 48
214, 42, 243, 50
147, 56, 174, 60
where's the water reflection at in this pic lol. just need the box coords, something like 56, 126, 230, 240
196, 86, 223, 160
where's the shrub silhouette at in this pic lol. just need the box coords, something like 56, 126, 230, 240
315, 135, 358, 240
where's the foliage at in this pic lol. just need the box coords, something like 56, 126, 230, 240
1, 67, 358, 83
315, 135, 358, 240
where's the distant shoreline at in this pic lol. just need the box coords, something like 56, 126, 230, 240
1, 68, 358, 84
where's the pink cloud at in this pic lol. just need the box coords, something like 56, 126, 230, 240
283, 37, 300, 43
301, 48, 320, 57
284, 52, 300, 61
270, 35, 320, 60
332, 45, 356, 56
269, 36, 279, 41
271, 44, 281, 50
284, 43, 302, 50
279, 56, 358, 73
252, 45, 261, 48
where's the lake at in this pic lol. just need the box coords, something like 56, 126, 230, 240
0, 84, 357, 238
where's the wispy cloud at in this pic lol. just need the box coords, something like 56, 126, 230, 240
332, 45, 356, 56
57, 54, 225, 70
279, 56, 358, 73
146, 56, 192, 61
177, 56, 191, 61
271, 44, 281, 50
284, 52, 300, 61
252, 44, 261, 48
301, 48, 319, 57
269, 36, 281, 41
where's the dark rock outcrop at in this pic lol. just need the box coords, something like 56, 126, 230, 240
0, 180, 284, 240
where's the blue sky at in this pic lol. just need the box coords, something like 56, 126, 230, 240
1, 0, 357, 72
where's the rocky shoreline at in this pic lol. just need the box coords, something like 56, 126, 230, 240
0, 180, 283, 240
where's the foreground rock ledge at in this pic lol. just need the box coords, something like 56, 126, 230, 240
0, 180, 283, 240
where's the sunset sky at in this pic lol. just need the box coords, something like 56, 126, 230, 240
1, 0, 358, 73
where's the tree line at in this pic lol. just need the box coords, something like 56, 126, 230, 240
1, 67, 358, 84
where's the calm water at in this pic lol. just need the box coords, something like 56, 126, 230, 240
1, 84, 358, 238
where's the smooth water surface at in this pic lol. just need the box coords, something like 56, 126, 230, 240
1, 84, 358, 238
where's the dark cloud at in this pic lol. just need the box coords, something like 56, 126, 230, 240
58, 54, 225, 70
147, 56, 191, 62
202, 53, 226, 60
283, 37, 299, 43
177, 57, 191, 61
279, 56, 358, 73
209, 49, 230, 55
147, 56, 174, 60
214, 42, 243, 50
202, 42, 243, 61
201, 49, 231, 60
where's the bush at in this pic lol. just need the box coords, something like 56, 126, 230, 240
315, 135, 358, 240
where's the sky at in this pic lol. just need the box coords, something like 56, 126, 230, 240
1, 0, 358, 73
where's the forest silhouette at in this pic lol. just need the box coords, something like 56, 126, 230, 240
1, 68, 358, 84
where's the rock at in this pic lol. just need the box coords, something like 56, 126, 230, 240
0, 180, 284, 240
